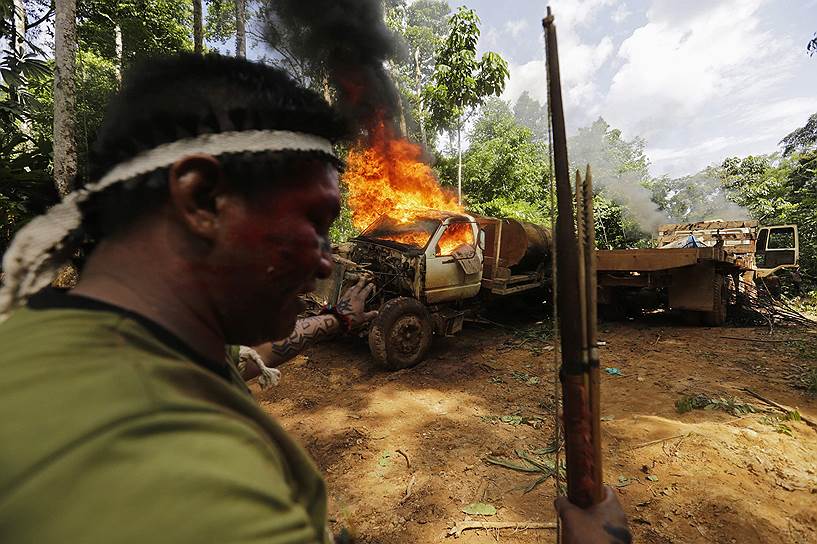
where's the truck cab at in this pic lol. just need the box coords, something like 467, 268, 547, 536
423, 215, 484, 303
755, 224, 799, 278
348, 211, 485, 304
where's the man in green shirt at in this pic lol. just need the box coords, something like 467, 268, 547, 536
0, 53, 350, 543
0, 53, 629, 543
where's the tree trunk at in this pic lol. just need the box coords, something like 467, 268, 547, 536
193, 0, 203, 54
414, 47, 427, 145
114, 23, 123, 84
13, 0, 26, 56
398, 98, 408, 137
54, 0, 78, 197
235, 0, 246, 58
457, 121, 462, 205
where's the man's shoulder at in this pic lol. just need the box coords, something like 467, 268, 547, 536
0, 307, 258, 492
0, 307, 329, 543
1, 409, 328, 543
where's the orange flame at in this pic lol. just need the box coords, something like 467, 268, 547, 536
343, 124, 462, 231
436, 221, 475, 255
342, 124, 474, 252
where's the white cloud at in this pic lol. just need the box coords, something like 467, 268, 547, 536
612, 4, 631, 23
504, 19, 529, 39
599, 0, 807, 175
483, 0, 816, 177
607, 0, 796, 129
502, 0, 617, 129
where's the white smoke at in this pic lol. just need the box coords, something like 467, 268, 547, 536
568, 119, 668, 233
661, 169, 750, 223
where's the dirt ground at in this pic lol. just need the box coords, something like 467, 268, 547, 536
253, 311, 817, 543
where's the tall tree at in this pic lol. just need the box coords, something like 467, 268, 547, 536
423, 6, 508, 203
447, 98, 550, 222
780, 112, 817, 156
234, 0, 245, 57
12, 0, 27, 56
77, 0, 193, 68
193, 0, 203, 54
53, 0, 77, 196
721, 152, 817, 276
569, 118, 663, 242
386, 0, 450, 145
251, 4, 323, 88
513, 91, 548, 142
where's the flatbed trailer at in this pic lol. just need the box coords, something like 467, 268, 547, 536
596, 246, 742, 325
594, 220, 800, 326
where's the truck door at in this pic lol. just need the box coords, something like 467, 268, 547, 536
424, 220, 483, 304
755, 225, 798, 275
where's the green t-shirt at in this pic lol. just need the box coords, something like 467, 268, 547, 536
0, 290, 331, 543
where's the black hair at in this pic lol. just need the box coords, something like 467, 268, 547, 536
81, 53, 351, 240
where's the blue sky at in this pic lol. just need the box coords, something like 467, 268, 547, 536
463, 0, 817, 177
209, 1, 817, 177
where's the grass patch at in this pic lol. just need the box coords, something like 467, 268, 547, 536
675, 394, 763, 416
510, 320, 555, 355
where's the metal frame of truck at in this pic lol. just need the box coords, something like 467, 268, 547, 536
315, 212, 551, 368
596, 221, 799, 325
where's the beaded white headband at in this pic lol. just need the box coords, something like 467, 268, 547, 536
0, 130, 337, 319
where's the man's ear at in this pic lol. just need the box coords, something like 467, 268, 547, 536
168, 154, 225, 240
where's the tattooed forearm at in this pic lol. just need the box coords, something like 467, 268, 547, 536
253, 315, 341, 368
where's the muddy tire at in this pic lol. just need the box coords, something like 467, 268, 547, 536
702, 274, 728, 326
368, 297, 433, 370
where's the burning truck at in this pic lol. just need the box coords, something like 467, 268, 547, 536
311, 123, 552, 369
317, 211, 551, 369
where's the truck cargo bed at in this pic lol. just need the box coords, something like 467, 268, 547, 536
596, 247, 735, 272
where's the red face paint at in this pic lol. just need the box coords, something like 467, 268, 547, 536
204, 162, 340, 344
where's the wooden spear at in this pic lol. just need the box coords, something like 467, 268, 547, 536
582, 165, 603, 495
543, 6, 603, 509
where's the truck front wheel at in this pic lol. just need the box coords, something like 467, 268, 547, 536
368, 297, 433, 370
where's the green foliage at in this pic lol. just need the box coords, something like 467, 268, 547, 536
205, 0, 236, 43
387, 0, 449, 83
439, 98, 550, 223
77, 0, 193, 66
720, 150, 817, 277
1, 0, 192, 252
422, 6, 509, 133
648, 166, 744, 223
25, 51, 120, 185
513, 91, 548, 142
253, 3, 328, 90
329, 186, 358, 244
385, 0, 450, 144
568, 118, 659, 247
593, 193, 645, 249
780, 113, 817, 156
0, 48, 58, 253
675, 394, 760, 416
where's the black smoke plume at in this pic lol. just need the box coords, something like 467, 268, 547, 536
266, 0, 402, 136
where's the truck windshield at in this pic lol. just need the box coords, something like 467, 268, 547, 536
361, 215, 442, 249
